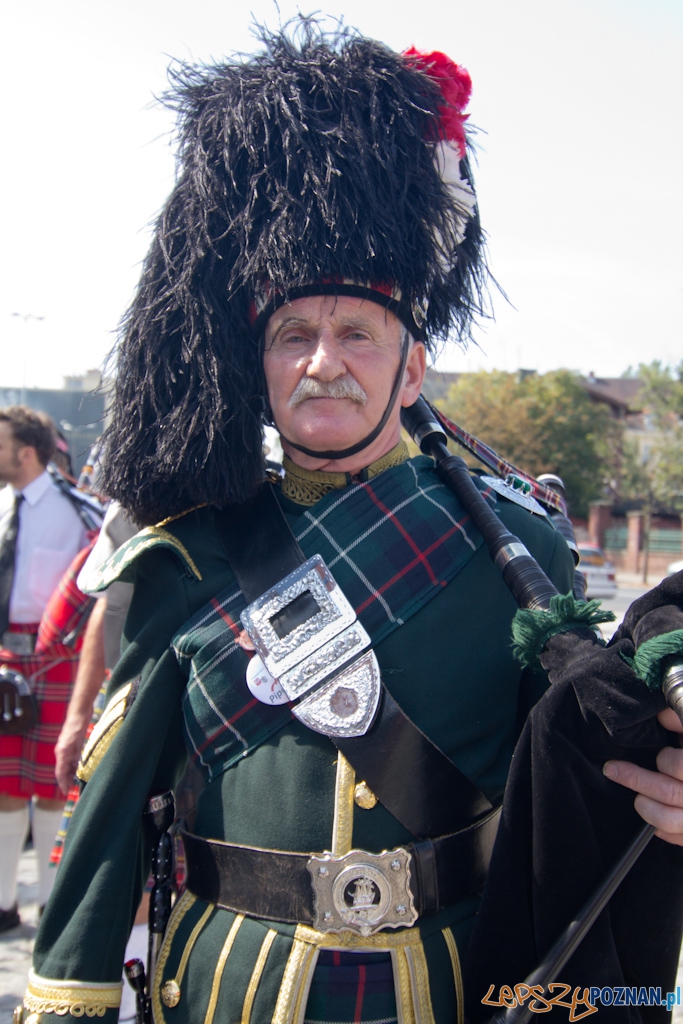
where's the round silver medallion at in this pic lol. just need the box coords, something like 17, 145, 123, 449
332, 863, 391, 935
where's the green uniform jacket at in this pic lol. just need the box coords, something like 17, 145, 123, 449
26, 458, 573, 1024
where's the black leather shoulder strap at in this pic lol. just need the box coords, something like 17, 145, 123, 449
337, 688, 492, 837
217, 486, 304, 600
215, 483, 492, 839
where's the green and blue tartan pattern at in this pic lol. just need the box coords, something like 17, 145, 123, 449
305, 951, 397, 1024
173, 458, 494, 784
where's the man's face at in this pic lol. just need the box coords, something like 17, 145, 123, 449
263, 295, 425, 468
0, 422, 23, 486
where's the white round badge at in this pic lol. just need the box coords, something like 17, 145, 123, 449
246, 654, 288, 706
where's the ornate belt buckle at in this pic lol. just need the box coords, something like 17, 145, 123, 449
307, 848, 418, 937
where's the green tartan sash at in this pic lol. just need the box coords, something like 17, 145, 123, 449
173, 457, 494, 783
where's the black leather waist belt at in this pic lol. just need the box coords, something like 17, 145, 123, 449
182, 809, 499, 935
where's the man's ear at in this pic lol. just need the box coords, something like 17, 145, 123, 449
17, 445, 35, 466
400, 342, 427, 407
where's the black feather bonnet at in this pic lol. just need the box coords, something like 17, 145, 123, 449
101, 19, 489, 524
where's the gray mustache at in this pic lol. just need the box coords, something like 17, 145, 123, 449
288, 375, 368, 408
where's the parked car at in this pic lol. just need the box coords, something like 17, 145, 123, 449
577, 543, 617, 599
668, 558, 683, 576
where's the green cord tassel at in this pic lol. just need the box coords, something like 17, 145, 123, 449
632, 629, 683, 691
512, 593, 616, 668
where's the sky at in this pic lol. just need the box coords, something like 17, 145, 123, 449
1, 0, 681, 390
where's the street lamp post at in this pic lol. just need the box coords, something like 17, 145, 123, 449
10, 313, 46, 402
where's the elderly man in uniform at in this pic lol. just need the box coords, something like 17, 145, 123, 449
20, 24, 683, 1024
0, 407, 90, 931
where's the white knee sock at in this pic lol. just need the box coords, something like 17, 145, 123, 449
0, 804, 29, 910
33, 805, 64, 908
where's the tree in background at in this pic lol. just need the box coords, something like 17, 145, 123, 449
636, 361, 683, 512
617, 361, 683, 580
437, 369, 620, 518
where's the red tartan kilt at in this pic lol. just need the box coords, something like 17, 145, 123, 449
0, 540, 94, 801
0, 637, 78, 801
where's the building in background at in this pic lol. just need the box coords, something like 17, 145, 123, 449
580, 374, 682, 576
0, 373, 106, 477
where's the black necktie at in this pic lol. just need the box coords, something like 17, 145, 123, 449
0, 492, 24, 636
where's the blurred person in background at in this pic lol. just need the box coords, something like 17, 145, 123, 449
0, 407, 95, 930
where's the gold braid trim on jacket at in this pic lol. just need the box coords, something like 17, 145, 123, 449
281, 440, 409, 506
22, 970, 122, 1018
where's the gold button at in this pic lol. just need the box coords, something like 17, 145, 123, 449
161, 979, 181, 1008
354, 781, 377, 809
12, 1006, 24, 1024
25, 1014, 40, 1024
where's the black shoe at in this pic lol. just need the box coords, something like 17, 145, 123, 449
0, 904, 20, 933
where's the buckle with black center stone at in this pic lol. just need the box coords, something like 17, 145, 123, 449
307, 848, 418, 936
240, 555, 381, 738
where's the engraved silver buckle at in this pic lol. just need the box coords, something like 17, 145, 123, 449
240, 556, 381, 738
294, 650, 381, 738
307, 848, 418, 937
240, 555, 369, 700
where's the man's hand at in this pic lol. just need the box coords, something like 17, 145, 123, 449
603, 709, 683, 845
55, 716, 91, 794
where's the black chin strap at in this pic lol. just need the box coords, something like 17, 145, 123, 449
277, 338, 410, 461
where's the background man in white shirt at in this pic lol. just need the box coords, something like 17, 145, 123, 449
0, 406, 89, 931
